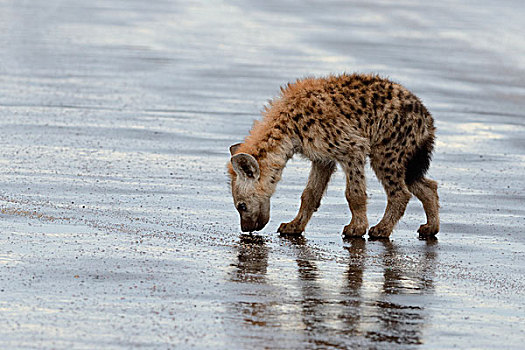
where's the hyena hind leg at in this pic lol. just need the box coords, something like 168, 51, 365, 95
278, 160, 336, 235
369, 158, 411, 238
408, 177, 440, 236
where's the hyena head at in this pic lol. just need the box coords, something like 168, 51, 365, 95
229, 144, 270, 232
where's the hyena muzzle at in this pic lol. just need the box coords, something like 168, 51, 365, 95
227, 73, 439, 238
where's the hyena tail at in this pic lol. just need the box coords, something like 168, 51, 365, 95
405, 132, 435, 186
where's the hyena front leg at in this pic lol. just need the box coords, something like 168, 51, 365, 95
408, 177, 439, 236
341, 157, 368, 237
278, 160, 336, 235
369, 157, 411, 238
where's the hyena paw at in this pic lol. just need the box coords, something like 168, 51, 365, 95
278, 222, 304, 235
417, 223, 439, 237
342, 223, 367, 238
368, 224, 393, 238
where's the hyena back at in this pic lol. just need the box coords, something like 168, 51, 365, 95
228, 73, 439, 238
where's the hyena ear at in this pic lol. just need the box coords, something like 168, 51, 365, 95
231, 153, 260, 180
229, 143, 242, 155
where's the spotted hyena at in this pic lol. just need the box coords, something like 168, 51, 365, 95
227, 73, 439, 238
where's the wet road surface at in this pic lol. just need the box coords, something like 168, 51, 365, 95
1, 0, 524, 349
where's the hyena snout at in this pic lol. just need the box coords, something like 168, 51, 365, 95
239, 199, 270, 232
240, 215, 269, 232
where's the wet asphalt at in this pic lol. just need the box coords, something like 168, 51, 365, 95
1, 0, 524, 349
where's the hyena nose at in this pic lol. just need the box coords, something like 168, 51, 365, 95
241, 220, 257, 232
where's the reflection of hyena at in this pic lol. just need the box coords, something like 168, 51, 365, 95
228, 74, 439, 238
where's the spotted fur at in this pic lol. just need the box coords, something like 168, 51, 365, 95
228, 73, 439, 238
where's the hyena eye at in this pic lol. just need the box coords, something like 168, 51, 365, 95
237, 203, 247, 212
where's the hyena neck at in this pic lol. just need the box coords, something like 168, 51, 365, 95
242, 123, 295, 197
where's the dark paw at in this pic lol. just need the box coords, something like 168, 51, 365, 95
342, 224, 367, 238
368, 225, 392, 238
278, 222, 304, 235
417, 223, 439, 237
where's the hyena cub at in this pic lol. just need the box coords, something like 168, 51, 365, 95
228, 73, 439, 238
